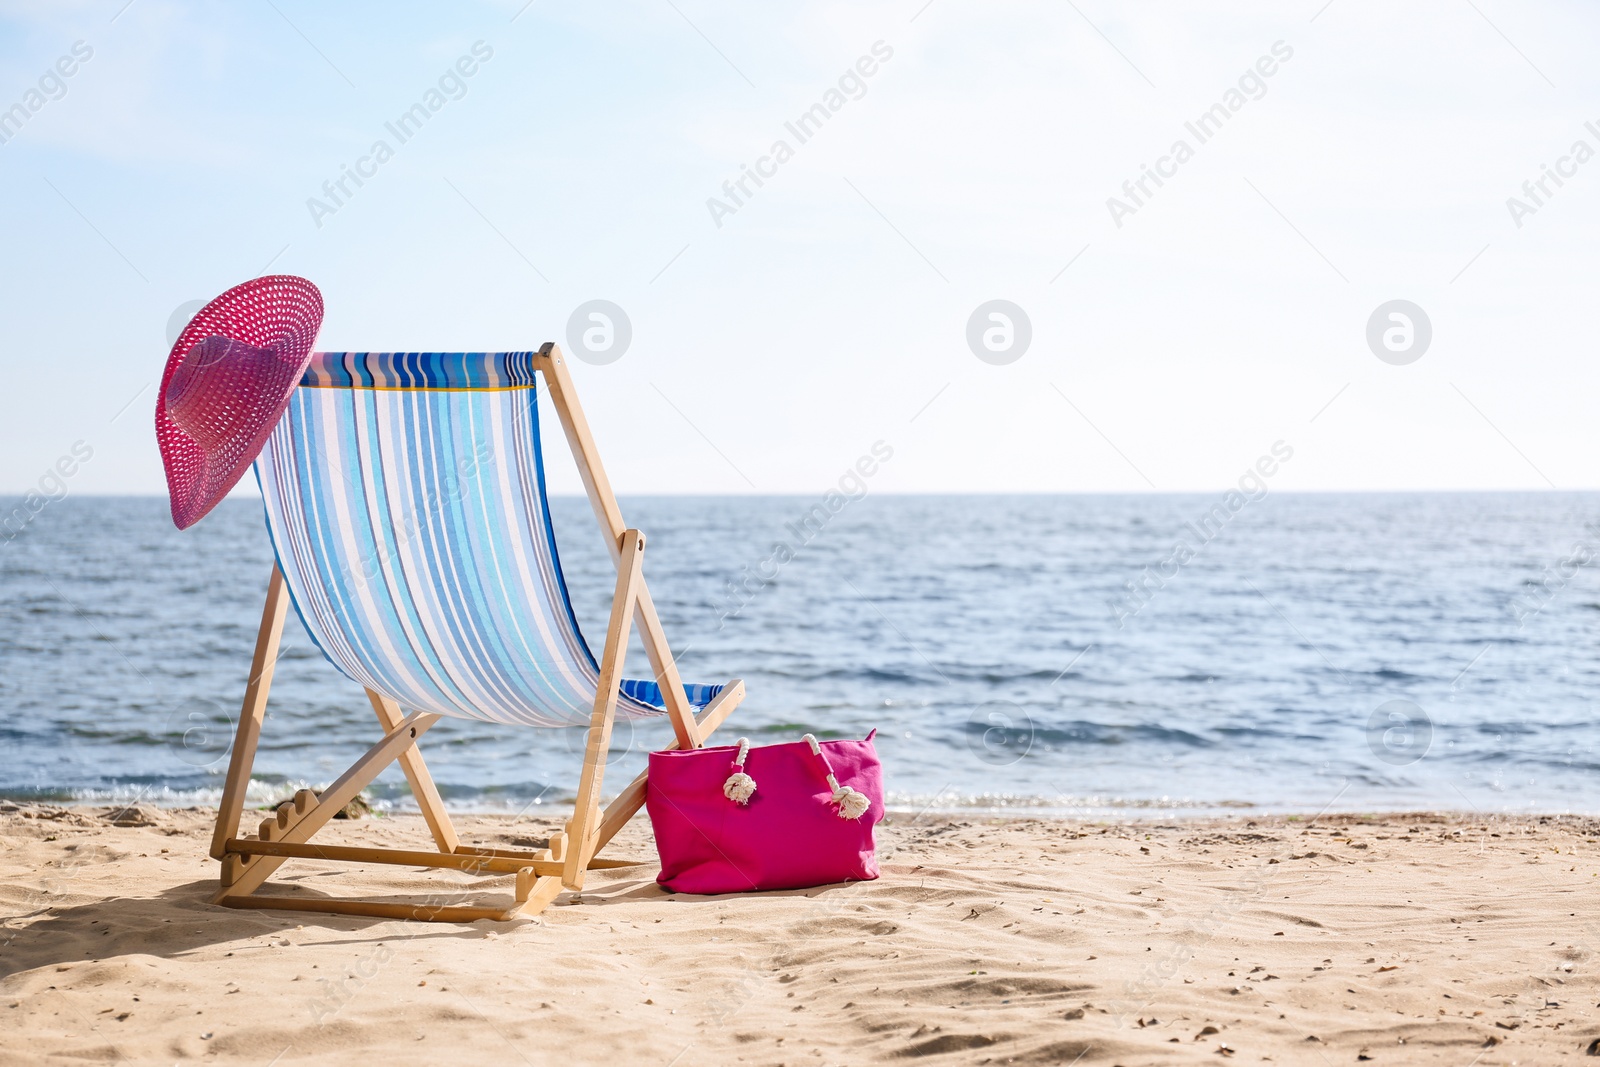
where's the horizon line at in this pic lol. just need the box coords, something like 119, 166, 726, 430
14, 487, 1600, 500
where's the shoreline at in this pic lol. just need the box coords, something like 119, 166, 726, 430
4, 795, 1596, 821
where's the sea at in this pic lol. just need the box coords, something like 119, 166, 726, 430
2, 492, 1597, 818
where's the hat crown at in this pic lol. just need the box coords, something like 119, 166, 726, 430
156, 275, 323, 529
165, 336, 292, 450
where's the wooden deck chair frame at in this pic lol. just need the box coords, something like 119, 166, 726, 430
206, 343, 743, 922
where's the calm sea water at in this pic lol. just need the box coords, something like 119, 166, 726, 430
1, 493, 1597, 817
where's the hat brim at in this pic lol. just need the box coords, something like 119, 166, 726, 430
156, 275, 323, 529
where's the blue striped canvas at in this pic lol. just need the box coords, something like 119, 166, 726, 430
252, 351, 722, 727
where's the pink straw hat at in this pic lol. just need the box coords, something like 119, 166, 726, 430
156, 275, 324, 529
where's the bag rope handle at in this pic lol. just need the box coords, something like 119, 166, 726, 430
720, 734, 870, 820
803, 734, 871, 820
722, 737, 757, 805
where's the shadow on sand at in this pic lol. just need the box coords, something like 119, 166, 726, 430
0, 866, 846, 981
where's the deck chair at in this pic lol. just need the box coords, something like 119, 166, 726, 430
208, 344, 744, 921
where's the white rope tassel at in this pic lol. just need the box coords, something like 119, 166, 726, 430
828, 773, 871, 820
803, 736, 868, 819
723, 737, 756, 805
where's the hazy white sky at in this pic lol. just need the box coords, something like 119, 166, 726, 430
1, 0, 1596, 497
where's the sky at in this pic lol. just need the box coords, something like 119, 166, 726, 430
1, 0, 1598, 497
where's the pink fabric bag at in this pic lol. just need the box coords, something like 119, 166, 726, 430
647, 730, 883, 894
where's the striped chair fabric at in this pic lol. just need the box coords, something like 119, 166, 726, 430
252, 351, 722, 727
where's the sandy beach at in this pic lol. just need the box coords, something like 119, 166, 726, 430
0, 804, 1593, 1065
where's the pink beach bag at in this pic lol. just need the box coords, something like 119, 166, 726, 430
647, 731, 883, 894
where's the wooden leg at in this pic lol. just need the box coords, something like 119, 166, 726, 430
211, 565, 291, 861
592, 679, 745, 855
515, 868, 565, 917
367, 689, 459, 853
220, 896, 511, 922
226, 838, 564, 875
221, 851, 567, 922
633, 583, 701, 751
563, 529, 643, 889
220, 787, 319, 888
630, 569, 699, 752
535, 344, 628, 563
215, 710, 440, 902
